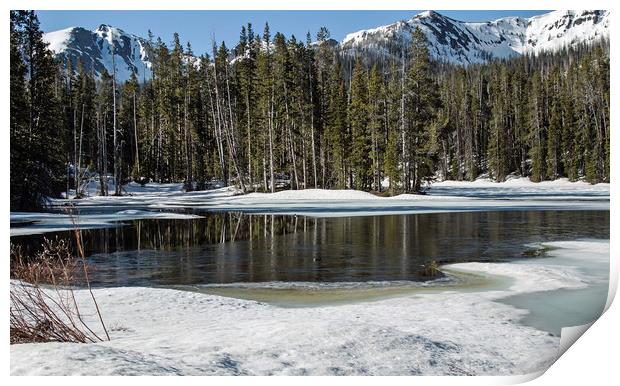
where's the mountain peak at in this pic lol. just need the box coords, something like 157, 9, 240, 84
94, 24, 127, 38
341, 9, 609, 65
43, 9, 609, 81
415, 10, 440, 19
43, 24, 152, 82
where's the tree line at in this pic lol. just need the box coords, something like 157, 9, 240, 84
10, 11, 610, 211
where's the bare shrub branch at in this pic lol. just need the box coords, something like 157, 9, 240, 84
10, 211, 109, 344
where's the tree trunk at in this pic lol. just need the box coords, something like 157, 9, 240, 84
112, 30, 121, 196
400, 54, 407, 192
309, 68, 318, 188
268, 84, 275, 193
224, 62, 246, 193
207, 58, 228, 185
77, 103, 85, 196
133, 89, 140, 176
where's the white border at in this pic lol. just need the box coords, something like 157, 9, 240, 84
3, 1, 617, 385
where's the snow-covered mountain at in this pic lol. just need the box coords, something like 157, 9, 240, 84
341, 10, 609, 64
43, 10, 609, 81
43, 24, 153, 82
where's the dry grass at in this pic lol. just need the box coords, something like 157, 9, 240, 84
10, 239, 78, 286
10, 210, 109, 344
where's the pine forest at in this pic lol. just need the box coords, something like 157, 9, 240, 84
10, 11, 610, 211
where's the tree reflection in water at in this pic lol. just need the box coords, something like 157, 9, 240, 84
11, 210, 609, 286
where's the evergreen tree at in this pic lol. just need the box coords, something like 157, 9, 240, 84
10, 11, 65, 210
384, 61, 402, 194
235, 24, 257, 190
72, 60, 97, 196
9, 13, 611, 206
404, 27, 441, 191
119, 73, 141, 181
367, 64, 386, 191
256, 23, 276, 192
546, 68, 561, 180
325, 59, 349, 188
348, 59, 371, 190
528, 71, 547, 182
10, 11, 30, 209
487, 65, 510, 182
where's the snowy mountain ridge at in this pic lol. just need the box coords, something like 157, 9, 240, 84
43, 24, 153, 82
43, 10, 609, 82
341, 10, 609, 64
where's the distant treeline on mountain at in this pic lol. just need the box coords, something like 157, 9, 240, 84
10, 10, 609, 211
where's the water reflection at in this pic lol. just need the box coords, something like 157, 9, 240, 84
11, 211, 609, 287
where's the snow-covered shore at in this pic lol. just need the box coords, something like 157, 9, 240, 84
10, 240, 608, 376
10, 177, 610, 236
10, 210, 201, 236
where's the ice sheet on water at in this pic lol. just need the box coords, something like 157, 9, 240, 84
10, 210, 201, 236
11, 179, 609, 234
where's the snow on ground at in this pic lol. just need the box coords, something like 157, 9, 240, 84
10, 240, 605, 376
426, 176, 610, 200
42, 27, 75, 53
445, 261, 587, 294
10, 177, 609, 236
78, 180, 186, 197
243, 188, 379, 201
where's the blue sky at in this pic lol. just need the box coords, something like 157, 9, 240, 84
36, 10, 549, 55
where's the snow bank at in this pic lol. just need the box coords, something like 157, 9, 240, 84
387, 193, 470, 201
8, 284, 553, 376
242, 189, 379, 201
10, 179, 609, 235
10, 240, 608, 376
431, 175, 608, 188
539, 240, 610, 262
445, 262, 587, 294
426, 176, 609, 199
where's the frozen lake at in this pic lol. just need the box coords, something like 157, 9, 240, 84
11, 210, 609, 287
10, 209, 609, 337
9, 182, 611, 375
